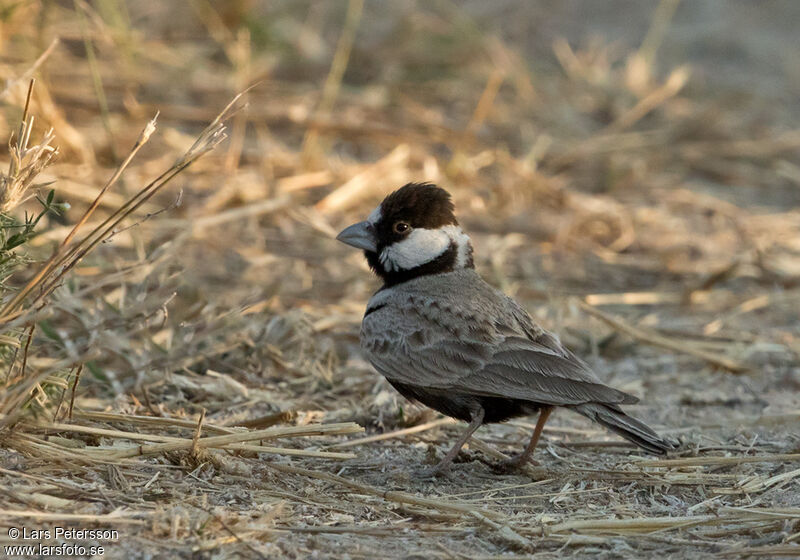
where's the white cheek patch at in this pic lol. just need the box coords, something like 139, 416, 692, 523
379, 225, 472, 272
380, 228, 450, 271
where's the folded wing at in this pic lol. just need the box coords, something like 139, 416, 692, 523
361, 290, 637, 407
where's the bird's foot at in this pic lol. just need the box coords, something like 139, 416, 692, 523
417, 447, 480, 479
415, 463, 451, 479
490, 454, 539, 474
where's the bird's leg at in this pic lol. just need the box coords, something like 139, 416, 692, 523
498, 406, 553, 471
418, 408, 485, 478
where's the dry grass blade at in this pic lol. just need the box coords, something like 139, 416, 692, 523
224, 445, 355, 459
0, 89, 239, 324
0, 38, 60, 102
0, 510, 147, 523
157, 196, 291, 230
469, 510, 532, 551
314, 144, 411, 214
521, 507, 800, 538
0, 114, 156, 321
27, 117, 226, 309
637, 454, 800, 468
21, 418, 360, 460
302, 0, 364, 163
73, 410, 239, 434
329, 418, 455, 448
0, 81, 58, 214
578, 300, 748, 372
0, 93, 236, 436
264, 462, 506, 521
0, 353, 100, 430
717, 545, 800, 557
1, 3, 797, 558
542, 513, 717, 535
724, 466, 800, 495
607, 65, 689, 132
91, 422, 363, 459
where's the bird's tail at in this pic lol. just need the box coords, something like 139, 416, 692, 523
573, 403, 677, 455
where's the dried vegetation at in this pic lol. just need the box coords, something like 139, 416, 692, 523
0, 1, 798, 558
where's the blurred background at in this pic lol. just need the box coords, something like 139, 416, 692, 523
1, 1, 799, 557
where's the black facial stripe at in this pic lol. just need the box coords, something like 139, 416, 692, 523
365, 241, 473, 287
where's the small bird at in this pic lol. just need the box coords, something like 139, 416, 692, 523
337, 183, 675, 475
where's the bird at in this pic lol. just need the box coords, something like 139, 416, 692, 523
337, 182, 676, 475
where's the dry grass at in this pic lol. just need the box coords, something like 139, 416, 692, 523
0, 1, 799, 558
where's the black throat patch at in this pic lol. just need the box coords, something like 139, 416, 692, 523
366, 241, 465, 287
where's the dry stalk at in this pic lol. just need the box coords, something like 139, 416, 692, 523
190, 408, 206, 457
0, 510, 146, 524
329, 418, 456, 448
302, 0, 364, 164
263, 462, 506, 521
0, 89, 244, 325
0, 95, 245, 428
16, 419, 361, 461
0, 38, 60, 102
0, 114, 157, 321
314, 144, 411, 214
67, 364, 82, 421
578, 300, 748, 372
88, 422, 363, 460
638, 453, 800, 468
0, 81, 58, 213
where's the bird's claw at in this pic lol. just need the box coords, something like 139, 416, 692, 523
415, 464, 450, 479
490, 454, 538, 474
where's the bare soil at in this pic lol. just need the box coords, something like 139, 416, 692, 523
0, 2, 799, 558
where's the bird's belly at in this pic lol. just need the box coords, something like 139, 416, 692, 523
387, 380, 539, 424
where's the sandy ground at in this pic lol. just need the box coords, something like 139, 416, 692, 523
0, 1, 799, 558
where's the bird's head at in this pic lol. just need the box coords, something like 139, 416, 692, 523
336, 183, 473, 285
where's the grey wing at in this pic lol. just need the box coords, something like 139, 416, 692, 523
361, 292, 636, 406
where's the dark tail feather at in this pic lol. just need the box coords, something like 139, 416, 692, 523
574, 403, 677, 455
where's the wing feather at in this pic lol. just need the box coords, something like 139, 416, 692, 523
361, 271, 637, 407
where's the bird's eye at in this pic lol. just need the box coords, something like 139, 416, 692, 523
393, 222, 411, 234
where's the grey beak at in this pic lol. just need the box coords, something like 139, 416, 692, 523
336, 221, 377, 252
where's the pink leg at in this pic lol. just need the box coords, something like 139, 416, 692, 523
419, 408, 485, 477
504, 406, 553, 469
